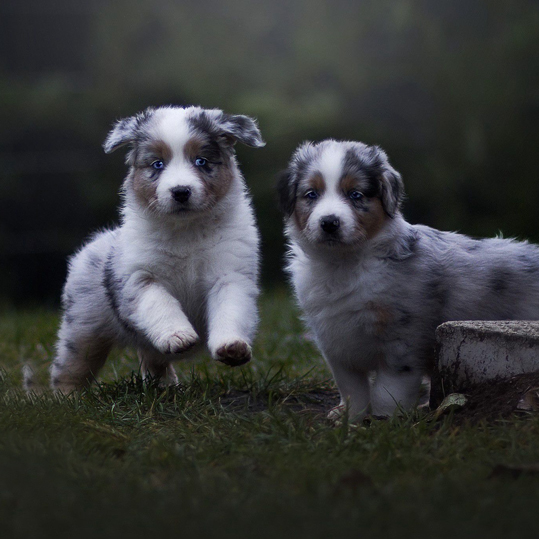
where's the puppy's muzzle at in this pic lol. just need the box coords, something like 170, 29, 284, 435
320, 215, 340, 234
170, 186, 192, 204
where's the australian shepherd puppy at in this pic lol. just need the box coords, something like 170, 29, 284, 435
278, 139, 539, 420
51, 105, 265, 392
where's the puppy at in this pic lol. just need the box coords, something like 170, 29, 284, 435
51, 105, 265, 392
278, 139, 539, 419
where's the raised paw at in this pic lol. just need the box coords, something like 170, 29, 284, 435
155, 330, 200, 355
214, 340, 252, 367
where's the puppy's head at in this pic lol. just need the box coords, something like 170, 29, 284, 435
104, 106, 265, 216
278, 140, 404, 248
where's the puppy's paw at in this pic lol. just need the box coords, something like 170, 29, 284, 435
327, 404, 346, 421
327, 403, 368, 424
155, 329, 199, 355
213, 340, 252, 367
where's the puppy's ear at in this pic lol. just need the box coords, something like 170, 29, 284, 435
277, 170, 296, 216
217, 114, 266, 148
362, 145, 404, 217
103, 108, 154, 154
380, 163, 404, 218
103, 116, 139, 154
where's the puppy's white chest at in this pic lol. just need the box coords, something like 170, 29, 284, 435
295, 257, 383, 311
295, 258, 386, 367
153, 240, 213, 292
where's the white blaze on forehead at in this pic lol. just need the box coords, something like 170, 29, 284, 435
150, 108, 191, 152
149, 108, 203, 198
307, 142, 354, 232
316, 142, 346, 193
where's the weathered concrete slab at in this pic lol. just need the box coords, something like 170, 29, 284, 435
436, 321, 539, 393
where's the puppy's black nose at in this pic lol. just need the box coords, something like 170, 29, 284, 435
170, 186, 191, 203
320, 215, 340, 234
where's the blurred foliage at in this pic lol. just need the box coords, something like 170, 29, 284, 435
1, 0, 539, 302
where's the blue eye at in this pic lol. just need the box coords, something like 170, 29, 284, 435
195, 158, 207, 167
151, 160, 164, 170
349, 190, 363, 201
305, 190, 318, 200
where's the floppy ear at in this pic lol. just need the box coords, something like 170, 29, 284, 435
277, 170, 297, 216
217, 114, 266, 148
103, 116, 139, 154
380, 163, 404, 218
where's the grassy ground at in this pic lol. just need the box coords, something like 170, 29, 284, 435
1, 291, 539, 539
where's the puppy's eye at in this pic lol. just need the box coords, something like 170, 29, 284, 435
349, 190, 363, 201
304, 190, 319, 200
151, 160, 164, 171
195, 158, 207, 167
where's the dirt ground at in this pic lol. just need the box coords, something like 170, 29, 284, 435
445, 372, 539, 424
219, 372, 539, 424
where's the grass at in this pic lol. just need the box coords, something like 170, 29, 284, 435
1, 290, 539, 539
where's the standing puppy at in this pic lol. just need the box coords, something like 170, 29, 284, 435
51, 105, 265, 392
279, 139, 539, 420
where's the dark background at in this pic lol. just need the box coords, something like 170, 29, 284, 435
1, 0, 539, 304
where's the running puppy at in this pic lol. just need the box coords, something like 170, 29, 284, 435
51, 105, 265, 392
278, 139, 539, 419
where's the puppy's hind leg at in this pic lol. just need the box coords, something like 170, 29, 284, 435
50, 320, 112, 393
370, 365, 423, 417
137, 348, 178, 387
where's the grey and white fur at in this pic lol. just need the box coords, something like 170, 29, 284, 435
278, 139, 539, 419
51, 105, 265, 392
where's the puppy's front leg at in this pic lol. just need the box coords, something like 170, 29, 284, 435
123, 272, 199, 354
326, 360, 371, 421
206, 279, 258, 367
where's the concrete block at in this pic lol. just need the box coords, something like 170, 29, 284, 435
436, 321, 539, 393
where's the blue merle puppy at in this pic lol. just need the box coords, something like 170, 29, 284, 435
51, 105, 265, 392
278, 139, 539, 419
